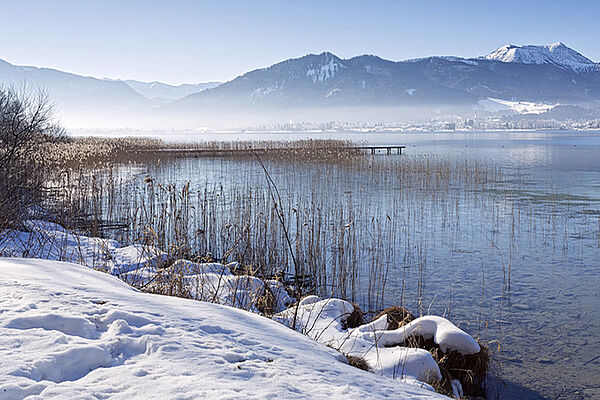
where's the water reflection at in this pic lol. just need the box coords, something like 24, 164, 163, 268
105, 131, 600, 399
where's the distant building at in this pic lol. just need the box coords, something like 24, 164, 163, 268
443, 122, 456, 130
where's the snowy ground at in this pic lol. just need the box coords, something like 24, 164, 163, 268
0, 220, 294, 314
478, 97, 557, 114
0, 220, 487, 398
0, 257, 448, 400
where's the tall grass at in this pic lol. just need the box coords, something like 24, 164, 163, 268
14, 137, 598, 318
35, 138, 514, 313
40, 137, 361, 168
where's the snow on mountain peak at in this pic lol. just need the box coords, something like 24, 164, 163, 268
548, 41, 565, 51
306, 54, 346, 83
485, 42, 595, 71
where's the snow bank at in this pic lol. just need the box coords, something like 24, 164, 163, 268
478, 97, 557, 115
0, 258, 447, 400
356, 315, 480, 355
1, 221, 293, 313
0, 220, 164, 275
124, 259, 294, 313
276, 297, 479, 385
1, 221, 482, 396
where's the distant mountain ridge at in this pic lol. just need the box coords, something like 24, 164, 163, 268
125, 80, 221, 102
0, 57, 222, 126
0, 58, 219, 106
0, 58, 148, 109
178, 43, 600, 110
1, 42, 599, 128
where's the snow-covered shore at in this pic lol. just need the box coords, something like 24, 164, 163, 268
0, 257, 448, 399
0, 220, 487, 399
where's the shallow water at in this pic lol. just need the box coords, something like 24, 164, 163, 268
107, 130, 600, 399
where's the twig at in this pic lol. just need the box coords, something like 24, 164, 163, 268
583, 354, 600, 366
253, 151, 301, 328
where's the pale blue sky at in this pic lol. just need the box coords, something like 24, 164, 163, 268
0, 0, 598, 84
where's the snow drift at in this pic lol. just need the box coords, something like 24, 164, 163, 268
1, 220, 486, 398
275, 297, 480, 388
0, 257, 447, 400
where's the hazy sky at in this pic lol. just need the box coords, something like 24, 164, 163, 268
1, 0, 598, 85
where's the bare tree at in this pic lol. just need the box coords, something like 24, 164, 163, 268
0, 85, 66, 229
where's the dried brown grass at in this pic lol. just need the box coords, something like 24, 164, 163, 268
346, 355, 372, 372
399, 335, 491, 398
345, 302, 365, 329
41, 137, 362, 169
373, 306, 416, 330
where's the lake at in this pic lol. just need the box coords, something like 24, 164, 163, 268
91, 130, 600, 399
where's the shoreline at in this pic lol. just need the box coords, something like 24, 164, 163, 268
0, 218, 492, 399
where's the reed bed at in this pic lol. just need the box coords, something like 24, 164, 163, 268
19, 137, 600, 317
41, 137, 362, 169
36, 140, 513, 312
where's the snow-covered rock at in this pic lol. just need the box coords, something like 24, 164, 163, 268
356, 315, 481, 355
275, 297, 479, 385
124, 259, 294, 313
0, 258, 448, 399
1, 221, 293, 314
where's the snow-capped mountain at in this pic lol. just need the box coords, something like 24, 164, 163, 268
177, 52, 477, 109
125, 80, 221, 102
178, 44, 600, 111
2, 42, 600, 127
485, 42, 597, 71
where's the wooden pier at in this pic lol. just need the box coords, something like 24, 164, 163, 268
353, 145, 406, 155
143, 145, 406, 156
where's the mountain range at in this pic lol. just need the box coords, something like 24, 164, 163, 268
1, 42, 598, 128
0, 58, 220, 126
180, 42, 600, 110
124, 80, 221, 102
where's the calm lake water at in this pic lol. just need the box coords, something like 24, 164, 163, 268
108, 130, 600, 399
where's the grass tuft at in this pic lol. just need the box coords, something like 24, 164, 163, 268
346, 355, 372, 372
373, 306, 416, 330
